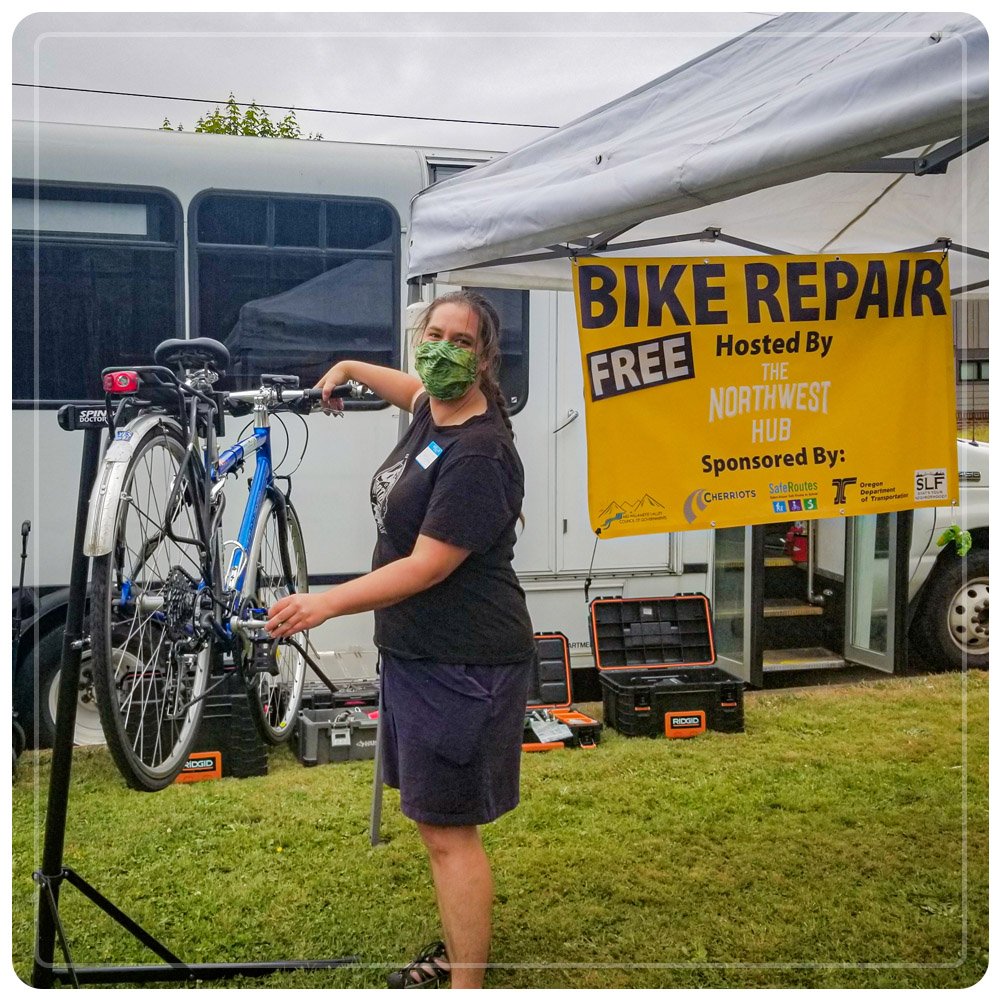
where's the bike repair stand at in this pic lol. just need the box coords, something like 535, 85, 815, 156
32, 405, 359, 987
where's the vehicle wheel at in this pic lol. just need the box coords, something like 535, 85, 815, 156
916, 547, 989, 671
240, 496, 308, 744
12, 626, 105, 749
13, 718, 26, 773
91, 426, 212, 791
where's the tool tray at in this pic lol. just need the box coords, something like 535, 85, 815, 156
522, 633, 602, 751
590, 596, 744, 737
298, 678, 379, 713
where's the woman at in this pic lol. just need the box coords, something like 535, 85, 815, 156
266, 291, 535, 989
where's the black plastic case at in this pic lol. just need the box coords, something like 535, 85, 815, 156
590, 596, 744, 738
523, 633, 602, 750
297, 678, 380, 713
186, 669, 268, 778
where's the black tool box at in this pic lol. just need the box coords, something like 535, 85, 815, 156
590, 595, 744, 738
522, 633, 602, 751
180, 668, 268, 780
296, 706, 379, 766
297, 678, 379, 713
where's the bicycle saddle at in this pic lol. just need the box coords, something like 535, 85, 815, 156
153, 337, 231, 372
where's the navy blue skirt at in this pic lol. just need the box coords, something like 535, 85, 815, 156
379, 651, 534, 826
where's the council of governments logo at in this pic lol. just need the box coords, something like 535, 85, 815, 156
598, 494, 665, 529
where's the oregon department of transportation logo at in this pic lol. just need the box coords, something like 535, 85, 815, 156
832, 477, 858, 504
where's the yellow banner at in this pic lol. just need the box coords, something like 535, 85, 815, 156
573, 254, 958, 537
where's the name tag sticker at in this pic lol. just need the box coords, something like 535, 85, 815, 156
415, 441, 443, 470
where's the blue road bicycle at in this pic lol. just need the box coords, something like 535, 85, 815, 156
84, 337, 360, 791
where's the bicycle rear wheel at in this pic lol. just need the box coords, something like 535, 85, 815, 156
91, 425, 212, 791
240, 495, 308, 744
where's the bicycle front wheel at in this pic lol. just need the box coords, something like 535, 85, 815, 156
240, 495, 308, 743
91, 425, 212, 791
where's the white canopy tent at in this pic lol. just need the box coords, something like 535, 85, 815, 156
407, 11, 988, 295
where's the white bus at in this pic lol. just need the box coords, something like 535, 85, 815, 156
12, 120, 988, 747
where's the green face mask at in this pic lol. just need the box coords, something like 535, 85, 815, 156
414, 339, 480, 400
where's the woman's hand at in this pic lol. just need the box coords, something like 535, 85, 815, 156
266, 592, 333, 638
314, 362, 350, 414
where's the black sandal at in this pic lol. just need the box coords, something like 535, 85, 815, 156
387, 941, 450, 989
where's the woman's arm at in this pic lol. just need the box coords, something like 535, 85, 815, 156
316, 360, 423, 412
265, 534, 470, 638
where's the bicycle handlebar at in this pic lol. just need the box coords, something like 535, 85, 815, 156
223, 382, 380, 415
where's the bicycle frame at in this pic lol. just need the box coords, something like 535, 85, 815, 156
90, 370, 355, 634
215, 426, 273, 598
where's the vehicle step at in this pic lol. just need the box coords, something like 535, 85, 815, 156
763, 597, 824, 617
715, 598, 823, 619
714, 556, 796, 570
763, 647, 846, 671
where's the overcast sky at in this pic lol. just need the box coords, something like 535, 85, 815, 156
12, 11, 777, 152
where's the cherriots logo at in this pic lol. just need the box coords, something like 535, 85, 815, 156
683, 488, 756, 523
683, 489, 709, 524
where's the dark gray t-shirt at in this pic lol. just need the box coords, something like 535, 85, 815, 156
370, 393, 534, 664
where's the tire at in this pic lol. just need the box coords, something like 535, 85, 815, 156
915, 546, 989, 672
90, 425, 212, 791
13, 626, 106, 749
239, 495, 308, 744
13, 718, 26, 773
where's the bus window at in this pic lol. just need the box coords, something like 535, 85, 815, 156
12, 183, 181, 404
464, 286, 529, 415
192, 192, 400, 395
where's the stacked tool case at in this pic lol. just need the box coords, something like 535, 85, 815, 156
297, 678, 379, 713
185, 668, 268, 778
296, 706, 379, 766
590, 596, 744, 738
522, 633, 602, 750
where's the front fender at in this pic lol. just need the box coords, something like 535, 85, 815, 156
83, 415, 182, 557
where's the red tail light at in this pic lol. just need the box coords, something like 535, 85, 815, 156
103, 371, 140, 393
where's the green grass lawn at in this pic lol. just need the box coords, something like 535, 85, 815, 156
958, 422, 988, 443
12, 671, 987, 989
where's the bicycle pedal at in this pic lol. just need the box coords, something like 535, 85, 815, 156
247, 639, 280, 676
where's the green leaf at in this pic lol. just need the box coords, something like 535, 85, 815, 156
936, 525, 972, 557
159, 94, 308, 140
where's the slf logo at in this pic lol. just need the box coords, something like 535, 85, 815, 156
914, 468, 948, 501
832, 477, 858, 505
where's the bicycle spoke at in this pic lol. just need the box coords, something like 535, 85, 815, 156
242, 501, 307, 743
